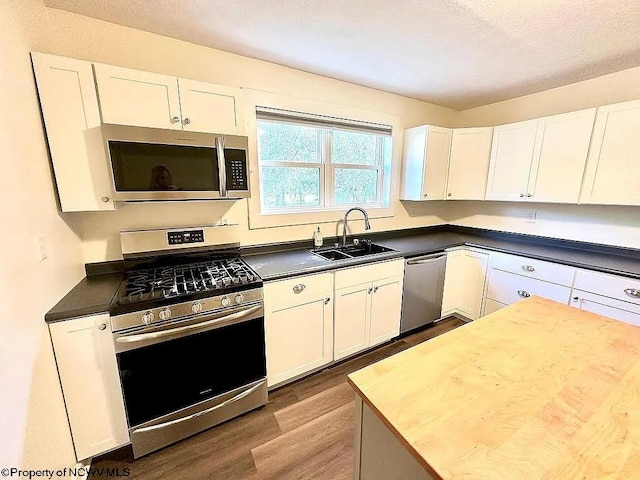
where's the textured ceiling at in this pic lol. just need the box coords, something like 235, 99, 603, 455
43, 0, 640, 110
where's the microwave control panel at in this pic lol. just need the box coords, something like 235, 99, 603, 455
167, 230, 205, 245
225, 150, 248, 191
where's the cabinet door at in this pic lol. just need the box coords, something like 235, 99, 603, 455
334, 283, 371, 361
31, 53, 114, 212
49, 314, 129, 461
94, 63, 182, 130
446, 127, 493, 200
369, 276, 404, 347
571, 292, 640, 327
265, 295, 333, 387
421, 126, 452, 200
441, 249, 489, 320
580, 100, 640, 205
178, 79, 244, 135
527, 109, 596, 203
485, 120, 538, 201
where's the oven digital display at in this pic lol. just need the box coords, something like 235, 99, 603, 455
167, 230, 205, 245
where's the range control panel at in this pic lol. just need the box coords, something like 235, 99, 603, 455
167, 229, 205, 245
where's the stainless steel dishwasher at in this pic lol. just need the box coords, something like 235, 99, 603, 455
400, 252, 447, 334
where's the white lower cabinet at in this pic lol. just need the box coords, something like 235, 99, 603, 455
486, 269, 572, 305
263, 272, 334, 387
333, 260, 404, 361
49, 314, 129, 461
570, 269, 640, 326
441, 248, 489, 320
483, 298, 508, 315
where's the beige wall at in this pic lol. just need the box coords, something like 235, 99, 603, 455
0, 0, 81, 470
23, 2, 457, 263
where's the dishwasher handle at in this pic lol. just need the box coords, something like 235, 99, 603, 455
406, 253, 446, 265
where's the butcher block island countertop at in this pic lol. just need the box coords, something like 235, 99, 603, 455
347, 296, 640, 480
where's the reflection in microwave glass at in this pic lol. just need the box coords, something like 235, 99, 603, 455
149, 165, 181, 190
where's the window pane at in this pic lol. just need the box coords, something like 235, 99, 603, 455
261, 166, 320, 208
332, 130, 378, 165
258, 121, 319, 163
334, 168, 378, 204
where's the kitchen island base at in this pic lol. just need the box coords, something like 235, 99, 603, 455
354, 397, 434, 480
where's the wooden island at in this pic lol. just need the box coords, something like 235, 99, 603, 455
348, 296, 640, 480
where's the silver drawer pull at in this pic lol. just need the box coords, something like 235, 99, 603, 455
517, 290, 531, 298
522, 265, 535, 272
624, 288, 640, 299
324, 297, 330, 304
292, 284, 306, 294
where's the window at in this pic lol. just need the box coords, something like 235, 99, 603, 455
257, 108, 392, 213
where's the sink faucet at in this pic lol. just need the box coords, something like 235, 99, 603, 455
342, 207, 371, 246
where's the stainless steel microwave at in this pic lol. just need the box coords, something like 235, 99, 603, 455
100, 124, 250, 201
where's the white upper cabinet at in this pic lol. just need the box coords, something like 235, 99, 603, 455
486, 109, 595, 203
580, 100, 640, 205
94, 64, 244, 134
485, 119, 538, 201
32, 53, 115, 212
94, 63, 182, 130
446, 127, 493, 200
178, 79, 245, 135
400, 125, 452, 200
527, 108, 596, 203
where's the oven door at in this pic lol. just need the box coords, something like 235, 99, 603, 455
113, 302, 266, 457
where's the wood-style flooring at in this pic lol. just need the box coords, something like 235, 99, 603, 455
92, 318, 465, 480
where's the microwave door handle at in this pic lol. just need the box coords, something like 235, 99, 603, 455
216, 136, 227, 198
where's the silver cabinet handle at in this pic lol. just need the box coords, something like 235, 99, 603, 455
373, 286, 379, 293
520, 193, 525, 198
522, 265, 535, 272
171, 116, 180, 124
517, 290, 531, 298
183, 117, 191, 125
98, 324, 107, 330
447, 193, 452, 197
423, 193, 428, 197
324, 297, 330, 304
368, 287, 373, 294
292, 284, 306, 294
572, 296, 580, 302
101, 196, 110, 203
624, 288, 640, 299
527, 193, 532, 198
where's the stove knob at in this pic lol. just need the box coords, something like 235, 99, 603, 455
221, 296, 231, 307
234, 294, 244, 305
159, 308, 171, 321
142, 311, 154, 325
191, 301, 203, 314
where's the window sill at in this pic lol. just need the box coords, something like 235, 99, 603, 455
248, 205, 394, 230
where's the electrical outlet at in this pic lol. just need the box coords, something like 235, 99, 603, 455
526, 210, 537, 224
37, 235, 48, 261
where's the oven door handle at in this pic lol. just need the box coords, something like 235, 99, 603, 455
132, 380, 265, 434
116, 304, 262, 345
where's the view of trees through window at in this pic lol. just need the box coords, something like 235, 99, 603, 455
257, 118, 389, 212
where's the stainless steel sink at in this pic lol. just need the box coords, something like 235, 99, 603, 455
311, 241, 395, 261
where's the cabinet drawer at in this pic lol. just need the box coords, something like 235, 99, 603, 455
264, 272, 333, 311
571, 290, 640, 326
334, 259, 404, 290
486, 269, 571, 306
490, 252, 575, 286
573, 269, 640, 307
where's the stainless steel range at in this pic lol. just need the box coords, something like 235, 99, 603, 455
110, 225, 266, 458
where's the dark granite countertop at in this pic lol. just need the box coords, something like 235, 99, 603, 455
45, 273, 124, 323
45, 225, 640, 323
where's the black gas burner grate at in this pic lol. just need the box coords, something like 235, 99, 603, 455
118, 258, 259, 305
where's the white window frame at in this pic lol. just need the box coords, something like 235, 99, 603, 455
242, 89, 400, 231
257, 111, 391, 215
